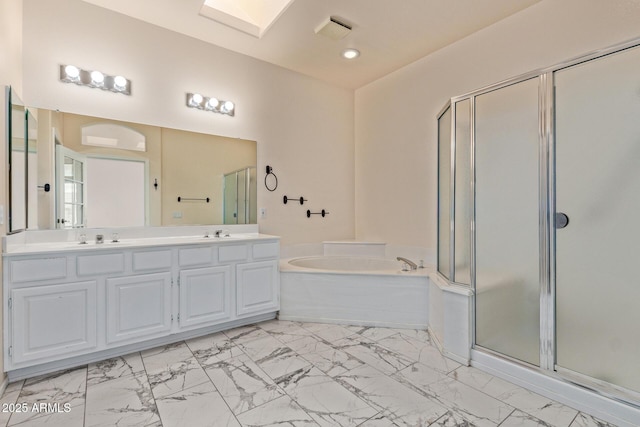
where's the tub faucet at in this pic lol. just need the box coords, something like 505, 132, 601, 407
397, 257, 417, 270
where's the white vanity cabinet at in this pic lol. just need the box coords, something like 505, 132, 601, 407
11, 280, 98, 364
2, 235, 280, 379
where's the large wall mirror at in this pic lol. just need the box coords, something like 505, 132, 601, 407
8, 102, 257, 230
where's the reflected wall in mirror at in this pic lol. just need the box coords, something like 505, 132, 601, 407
7, 87, 27, 232
31, 108, 257, 229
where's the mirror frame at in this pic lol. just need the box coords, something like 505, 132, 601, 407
6, 86, 28, 233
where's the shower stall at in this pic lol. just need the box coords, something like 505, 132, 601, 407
437, 39, 640, 406
223, 167, 257, 224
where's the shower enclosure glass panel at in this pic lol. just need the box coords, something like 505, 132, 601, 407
475, 78, 540, 366
223, 167, 256, 224
223, 172, 238, 224
437, 106, 452, 279
454, 100, 471, 285
554, 45, 640, 393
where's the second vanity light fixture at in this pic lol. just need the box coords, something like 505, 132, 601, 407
60, 65, 131, 95
186, 92, 235, 117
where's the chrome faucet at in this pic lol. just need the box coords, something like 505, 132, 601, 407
397, 257, 418, 270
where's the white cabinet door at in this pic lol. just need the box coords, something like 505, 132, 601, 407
179, 266, 231, 329
106, 272, 172, 344
11, 281, 97, 364
236, 260, 279, 317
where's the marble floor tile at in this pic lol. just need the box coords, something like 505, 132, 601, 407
498, 409, 555, 427
285, 335, 335, 356
0, 319, 620, 427
277, 366, 377, 427
87, 352, 144, 386
301, 347, 366, 378
392, 362, 450, 392
259, 320, 310, 343
346, 326, 400, 342
223, 324, 270, 345
335, 365, 448, 427
186, 332, 243, 367
569, 412, 617, 427
358, 414, 399, 427
84, 372, 161, 427
498, 387, 579, 427
448, 365, 522, 399
335, 335, 413, 375
0, 381, 24, 426
377, 334, 460, 374
424, 377, 514, 427
142, 344, 210, 399
9, 367, 87, 425
236, 395, 319, 427
154, 382, 240, 427
8, 404, 85, 427
204, 353, 284, 415
304, 323, 357, 342
239, 335, 312, 381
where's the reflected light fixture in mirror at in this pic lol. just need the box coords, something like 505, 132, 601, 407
186, 92, 235, 116
60, 65, 131, 95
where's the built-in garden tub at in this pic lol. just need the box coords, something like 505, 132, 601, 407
279, 256, 430, 328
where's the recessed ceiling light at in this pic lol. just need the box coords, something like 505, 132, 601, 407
342, 48, 360, 60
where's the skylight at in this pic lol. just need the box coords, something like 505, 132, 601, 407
199, 0, 296, 38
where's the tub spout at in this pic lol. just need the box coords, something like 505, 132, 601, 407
397, 257, 417, 270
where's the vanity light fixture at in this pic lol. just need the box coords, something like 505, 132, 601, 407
59, 64, 131, 95
186, 92, 235, 117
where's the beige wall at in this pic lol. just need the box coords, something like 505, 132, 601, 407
22, 0, 355, 246
355, 0, 640, 256
0, 0, 24, 387
161, 128, 256, 226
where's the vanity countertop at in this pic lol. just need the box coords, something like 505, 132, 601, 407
3, 233, 279, 257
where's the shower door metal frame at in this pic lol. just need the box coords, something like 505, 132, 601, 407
436, 36, 640, 406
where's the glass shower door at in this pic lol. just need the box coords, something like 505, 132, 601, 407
554, 45, 640, 394
474, 78, 541, 366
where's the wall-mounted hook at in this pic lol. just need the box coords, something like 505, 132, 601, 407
38, 183, 51, 192
307, 209, 329, 218
153, 178, 158, 190
283, 195, 307, 205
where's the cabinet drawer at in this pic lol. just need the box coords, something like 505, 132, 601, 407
219, 245, 248, 262
179, 247, 214, 267
9, 257, 67, 283
77, 253, 125, 276
252, 243, 279, 260
133, 250, 172, 272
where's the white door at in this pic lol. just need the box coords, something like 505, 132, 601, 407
106, 272, 172, 344
11, 281, 97, 364
179, 266, 231, 329
55, 146, 87, 228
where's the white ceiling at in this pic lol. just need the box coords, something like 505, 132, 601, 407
80, 0, 541, 89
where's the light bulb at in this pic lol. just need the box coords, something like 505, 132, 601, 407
90, 70, 105, 86
65, 65, 80, 80
113, 75, 127, 90
190, 93, 204, 107
223, 100, 234, 113
206, 97, 219, 110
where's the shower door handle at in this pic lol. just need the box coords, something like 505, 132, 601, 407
555, 212, 569, 229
